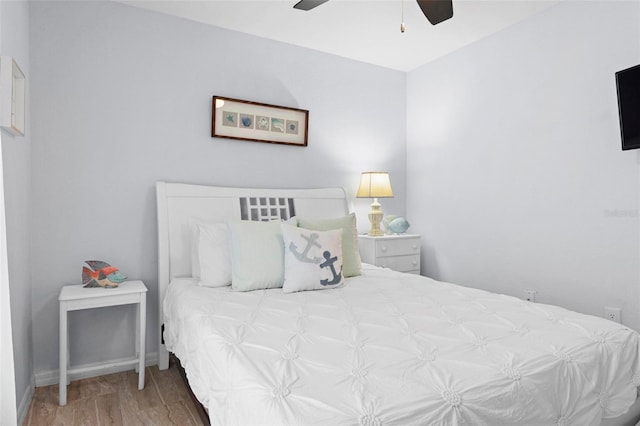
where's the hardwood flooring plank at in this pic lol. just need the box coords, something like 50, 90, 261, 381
180, 391, 203, 424
95, 392, 123, 426
23, 362, 207, 426
139, 403, 174, 425
121, 368, 163, 411
65, 380, 82, 404
27, 386, 58, 426
149, 365, 189, 405
50, 401, 75, 426
164, 401, 200, 426
68, 397, 98, 426
118, 387, 158, 425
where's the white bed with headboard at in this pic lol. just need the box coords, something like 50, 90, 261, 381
156, 181, 640, 426
156, 182, 350, 370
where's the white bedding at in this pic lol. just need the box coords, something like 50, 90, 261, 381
164, 265, 640, 425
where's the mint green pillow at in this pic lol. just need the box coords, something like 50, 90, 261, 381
227, 219, 291, 291
297, 213, 362, 277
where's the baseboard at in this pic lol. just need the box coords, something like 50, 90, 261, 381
16, 375, 35, 425
35, 352, 158, 387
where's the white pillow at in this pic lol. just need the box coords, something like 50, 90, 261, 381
196, 222, 232, 287
281, 223, 344, 294
227, 219, 294, 291
190, 219, 202, 279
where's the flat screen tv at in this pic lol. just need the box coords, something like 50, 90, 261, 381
616, 64, 640, 150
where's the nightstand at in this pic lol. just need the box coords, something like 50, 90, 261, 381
58, 280, 147, 406
358, 234, 421, 274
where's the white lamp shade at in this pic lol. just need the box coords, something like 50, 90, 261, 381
356, 172, 394, 198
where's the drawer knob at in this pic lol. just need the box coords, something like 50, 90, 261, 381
412, 260, 418, 266
412, 244, 418, 250
381, 246, 387, 252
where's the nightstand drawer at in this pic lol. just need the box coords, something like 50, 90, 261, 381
375, 238, 420, 257
375, 255, 420, 273
358, 234, 421, 274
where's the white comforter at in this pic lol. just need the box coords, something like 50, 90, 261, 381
164, 265, 640, 425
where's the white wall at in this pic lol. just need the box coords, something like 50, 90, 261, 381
29, 1, 406, 376
407, 1, 640, 330
1, 0, 33, 420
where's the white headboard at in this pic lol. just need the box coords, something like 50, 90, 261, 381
156, 182, 350, 369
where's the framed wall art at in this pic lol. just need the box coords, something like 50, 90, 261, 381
0, 56, 26, 136
212, 96, 308, 147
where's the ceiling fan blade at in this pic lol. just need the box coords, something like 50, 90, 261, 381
416, 0, 453, 25
293, 0, 329, 11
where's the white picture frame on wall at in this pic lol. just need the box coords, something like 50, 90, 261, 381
0, 56, 25, 136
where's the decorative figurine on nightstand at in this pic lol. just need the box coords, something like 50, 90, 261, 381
383, 215, 398, 234
387, 216, 410, 234
82, 260, 127, 288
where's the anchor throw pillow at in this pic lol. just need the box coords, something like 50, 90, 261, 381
281, 223, 344, 294
297, 213, 362, 277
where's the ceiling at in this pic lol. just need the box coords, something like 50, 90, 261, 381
116, 0, 560, 72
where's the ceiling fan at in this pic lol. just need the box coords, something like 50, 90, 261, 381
293, 0, 454, 26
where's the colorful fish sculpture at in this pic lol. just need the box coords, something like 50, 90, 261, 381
82, 260, 127, 288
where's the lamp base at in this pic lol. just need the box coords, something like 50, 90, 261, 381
367, 198, 385, 237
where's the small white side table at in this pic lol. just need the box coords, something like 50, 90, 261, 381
58, 280, 147, 406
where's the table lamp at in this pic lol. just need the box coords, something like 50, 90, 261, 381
356, 172, 394, 236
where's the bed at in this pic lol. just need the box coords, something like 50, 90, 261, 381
156, 182, 640, 425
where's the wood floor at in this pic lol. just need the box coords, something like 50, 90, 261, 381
23, 360, 204, 425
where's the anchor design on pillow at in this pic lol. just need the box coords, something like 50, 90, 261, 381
289, 233, 323, 263
320, 251, 342, 286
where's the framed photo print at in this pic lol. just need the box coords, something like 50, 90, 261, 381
212, 96, 308, 147
0, 56, 26, 136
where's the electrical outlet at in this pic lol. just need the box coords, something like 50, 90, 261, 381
524, 290, 536, 302
604, 307, 621, 323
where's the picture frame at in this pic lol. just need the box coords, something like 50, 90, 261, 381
212, 96, 308, 147
0, 56, 26, 137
